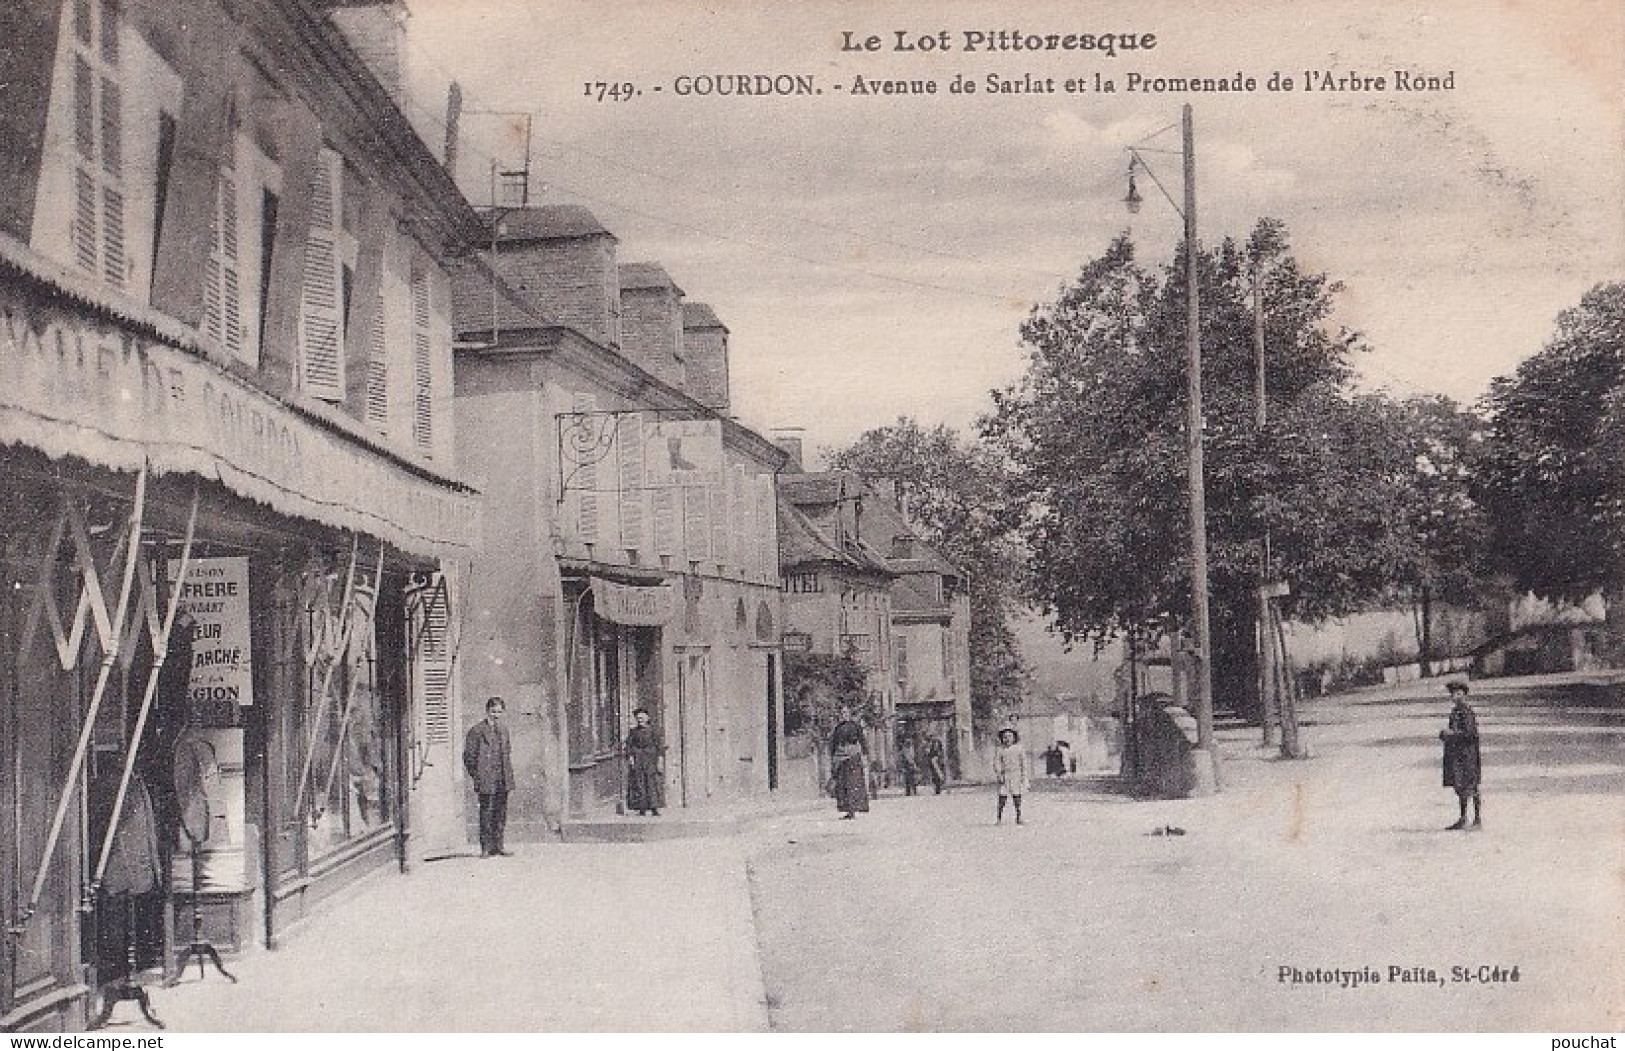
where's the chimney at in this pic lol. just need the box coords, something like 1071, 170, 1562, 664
618, 263, 685, 388
444, 82, 462, 175
681, 302, 730, 412
773, 436, 804, 472
329, 2, 410, 107
485, 206, 621, 347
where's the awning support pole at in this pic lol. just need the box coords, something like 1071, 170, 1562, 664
92, 483, 200, 890
14, 464, 148, 935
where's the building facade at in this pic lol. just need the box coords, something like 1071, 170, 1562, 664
0, 0, 482, 1029
778, 464, 976, 781
452, 206, 787, 834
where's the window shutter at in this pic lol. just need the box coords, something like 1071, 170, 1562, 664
617, 413, 646, 553
73, 57, 94, 163
684, 483, 709, 562
66, 3, 128, 289
299, 148, 344, 401
573, 392, 600, 546
203, 157, 247, 359
98, 78, 120, 178
651, 486, 676, 557
709, 477, 729, 569
420, 583, 451, 747
365, 293, 388, 429
73, 170, 97, 272
755, 475, 776, 583
410, 264, 433, 449
728, 465, 747, 577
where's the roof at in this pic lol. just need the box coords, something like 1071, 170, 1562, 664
487, 205, 615, 244
777, 496, 894, 578
619, 262, 684, 296
682, 302, 728, 332
860, 495, 962, 578
448, 258, 551, 334
778, 471, 861, 507
778, 497, 849, 568
890, 574, 950, 614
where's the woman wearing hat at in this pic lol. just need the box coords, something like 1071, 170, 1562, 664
992, 726, 1030, 825
1439, 679, 1482, 829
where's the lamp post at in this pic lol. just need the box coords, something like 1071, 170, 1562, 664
1127, 104, 1219, 791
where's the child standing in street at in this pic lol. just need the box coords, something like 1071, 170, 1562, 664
992, 726, 1030, 825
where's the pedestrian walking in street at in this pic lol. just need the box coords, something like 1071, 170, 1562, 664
925, 733, 948, 794
1439, 679, 1482, 830
829, 706, 870, 819
897, 734, 920, 796
464, 696, 514, 856
624, 708, 665, 816
993, 726, 1030, 825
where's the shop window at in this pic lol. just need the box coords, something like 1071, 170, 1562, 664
272, 557, 395, 870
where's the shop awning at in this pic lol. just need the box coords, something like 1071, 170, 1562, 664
0, 239, 479, 558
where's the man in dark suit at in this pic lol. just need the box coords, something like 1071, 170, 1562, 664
464, 696, 515, 856
1439, 679, 1482, 830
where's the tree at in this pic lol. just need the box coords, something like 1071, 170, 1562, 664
983, 221, 1423, 718
781, 649, 876, 739
826, 419, 1027, 719
1363, 394, 1492, 672
1475, 282, 1625, 605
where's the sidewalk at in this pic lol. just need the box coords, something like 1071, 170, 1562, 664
147, 836, 769, 1032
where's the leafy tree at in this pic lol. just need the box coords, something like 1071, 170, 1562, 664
982, 221, 1429, 717
782, 649, 876, 739
826, 419, 1027, 719
1360, 394, 1492, 671
1475, 282, 1625, 605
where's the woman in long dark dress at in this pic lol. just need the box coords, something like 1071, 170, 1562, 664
625, 708, 665, 816
829, 706, 869, 819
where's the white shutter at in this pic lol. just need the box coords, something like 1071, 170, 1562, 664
73, 169, 97, 272
709, 477, 729, 569
756, 474, 777, 583
617, 413, 646, 553
299, 148, 345, 401
410, 263, 433, 449
73, 56, 94, 164
573, 392, 600, 546
203, 149, 248, 361
68, 15, 128, 291
652, 486, 676, 557
366, 293, 388, 429
684, 483, 709, 562
409, 576, 452, 748
420, 584, 452, 746
728, 465, 747, 577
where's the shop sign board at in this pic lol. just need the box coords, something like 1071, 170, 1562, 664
594, 578, 677, 626
169, 555, 255, 706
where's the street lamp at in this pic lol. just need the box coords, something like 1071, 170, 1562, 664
1126, 104, 1219, 792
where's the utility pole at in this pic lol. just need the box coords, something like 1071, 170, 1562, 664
1182, 105, 1219, 790
1254, 262, 1277, 746
1252, 258, 1305, 759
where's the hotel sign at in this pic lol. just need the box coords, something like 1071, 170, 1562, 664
593, 578, 677, 627
642, 419, 723, 488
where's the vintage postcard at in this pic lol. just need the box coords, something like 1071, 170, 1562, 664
0, 0, 1619, 1037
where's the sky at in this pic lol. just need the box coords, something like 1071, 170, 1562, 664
401, 0, 1623, 463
